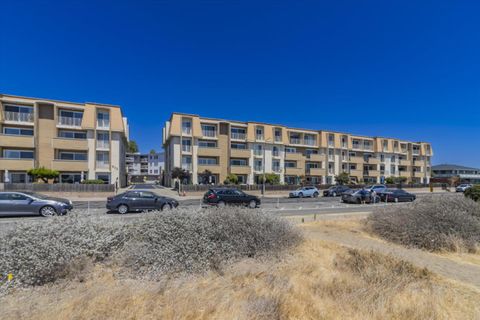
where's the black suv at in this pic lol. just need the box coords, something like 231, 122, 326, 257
203, 188, 260, 208
323, 185, 351, 197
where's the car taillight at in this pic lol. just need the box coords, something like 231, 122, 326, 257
207, 193, 216, 199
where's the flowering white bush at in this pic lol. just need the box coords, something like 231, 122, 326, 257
0, 207, 301, 289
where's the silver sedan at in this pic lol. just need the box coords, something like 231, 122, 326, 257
0, 192, 73, 216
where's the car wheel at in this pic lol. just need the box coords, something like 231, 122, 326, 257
161, 203, 172, 211
356, 198, 361, 204
248, 200, 257, 209
298, 193, 304, 198
394, 197, 399, 203
117, 204, 129, 214
332, 192, 337, 197
217, 200, 226, 208
410, 197, 415, 202
313, 192, 319, 198
40, 205, 57, 217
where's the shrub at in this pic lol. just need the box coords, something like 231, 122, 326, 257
0, 208, 301, 288
81, 179, 105, 184
224, 173, 239, 185
27, 167, 59, 183
465, 185, 480, 202
366, 195, 480, 252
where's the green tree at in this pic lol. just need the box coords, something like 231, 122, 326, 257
224, 173, 239, 185
27, 167, 59, 183
465, 185, 480, 202
128, 140, 139, 153
149, 149, 156, 155
171, 167, 189, 181
199, 170, 214, 184
335, 172, 350, 185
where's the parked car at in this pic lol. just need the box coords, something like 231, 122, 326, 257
0, 191, 73, 216
456, 184, 473, 192
341, 189, 380, 204
107, 191, 178, 214
378, 189, 416, 202
203, 188, 260, 208
365, 184, 387, 193
323, 185, 351, 197
289, 186, 319, 198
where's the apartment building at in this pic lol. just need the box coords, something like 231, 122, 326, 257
162, 113, 433, 186
126, 152, 164, 182
0, 94, 129, 186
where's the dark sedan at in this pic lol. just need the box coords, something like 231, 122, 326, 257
341, 189, 380, 204
0, 191, 73, 216
203, 188, 260, 208
323, 185, 351, 197
107, 190, 178, 214
378, 189, 416, 202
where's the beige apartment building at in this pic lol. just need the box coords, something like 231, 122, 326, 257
0, 94, 129, 186
162, 113, 433, 186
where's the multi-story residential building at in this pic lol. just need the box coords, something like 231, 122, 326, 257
162, 113, 433, 186
432, 164, 480, 184
0, 94, 129, 186
126, 152, 164, 182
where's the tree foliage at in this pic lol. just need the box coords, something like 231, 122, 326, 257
27, 167, 59, 183
465, 185, 480, 202
224, 173, 239, 185
199, 170, 214, 184
128, 140, 139, 153
171, 167, 190, 181
259, 173, 280, 185
335, 172, 350, 185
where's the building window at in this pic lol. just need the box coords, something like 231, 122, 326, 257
328, 134, 335, 147
59, 151, 87, 161
58, 130, 87, 139
3, 149, 34, 159
272, 160, 281, 172
97, 131, 110, 149
230, 158, 248, 166
59, 110, 83, 126
182, 119, 192, 134
182, 139, 192, 152
96, 173, 110, 184
231, 127, 246, 139
285, 176, 297, 185
255, 127, 264, 140
97, 110, 110, 128
254, 159, 263, 171
3, 127, 34, 136
284, 161, 296, 168
198, 140, 217, 148
60, 173, 83, 184
201, 124, 217, 137
198, 157, 218, 165
237, 175, 247, 184
231, 142, 247, 149
272, 146, 280, 157
254, 144, 263, 156
285, 147, 296, 153
274, 128, 282, 142
182, 156, 192, 170
96, 151, 109, 167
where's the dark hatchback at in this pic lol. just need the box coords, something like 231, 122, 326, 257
323, 185, 351, 197
341, 189, 380, 204
107, 190, 178, 214
203, 188, 260, 208
378, 189, 416, 202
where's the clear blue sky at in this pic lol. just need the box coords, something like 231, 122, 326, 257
1, 1, 479, 167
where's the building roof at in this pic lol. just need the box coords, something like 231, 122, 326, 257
432, 164, 480, 171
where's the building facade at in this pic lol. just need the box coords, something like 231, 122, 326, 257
0, 94, 129, 186
432, 164, 480, 184
162, 113, 433, 186
126, 152, 164, 182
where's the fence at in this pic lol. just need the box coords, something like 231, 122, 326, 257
4, 183, 114, 192
180, 183, 443, 192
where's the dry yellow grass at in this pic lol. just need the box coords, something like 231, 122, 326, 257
1, 238, 479, 320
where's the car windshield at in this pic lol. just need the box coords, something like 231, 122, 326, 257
21, 192, 47, 199
365, 185, 373, 189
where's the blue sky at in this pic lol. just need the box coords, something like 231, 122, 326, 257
1, 1, 479, 167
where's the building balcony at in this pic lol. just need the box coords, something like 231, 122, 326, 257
198, 164, 221, 174
181, 145, 192, 153
4, 111, 34, 124
181, 163, 192, 171
230, 132, 246, 140
413, 171, 424, 178
58, 116, 82, 127
51, 160, 88, 171
96, 140, 110, 150
413, 160, 425, 167
348, 156, 364, 164
399, 159, 411, 166
96, 161, 110, 170
363, 170, 380, 177
231, 148, 251, 158
307, 153, 325, 162
303, 139, 317, 146
198, 147, 221, 157
97, 119, 110, 130
0, 158, 34, 170
0, 134, 34, 148
52, 138, 88, 151
272, 166, 282, 173
365, 157, 380, 164
285, 152, 305, 161
348, 169, 363, 177
306, 168, 323, 176
289, 138, 301, 145
202, 130, 217, 138
230, 165, 251, 175
285, 167, 304, 176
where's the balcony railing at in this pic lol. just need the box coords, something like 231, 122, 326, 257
97, 140, 110, 149
4, 111, 34, 123
97, 119, 110, 129
182, 145, 192, 152
256, 134, 264, 141
272, 166, 281, 172
254, 165, 263, 171
254, 149, 263, 156
182, 127, 192, 135
290, 138, 301, 144
274, 135, 282, 142
231, 132, 246, 140
272, 151, 280, 157
59, 116, 82, 127
413, 150, 420, 155
304, 139, 316, 146
182, 163, 192, 171
96, 161, 110, 168
202, 130, 217, 137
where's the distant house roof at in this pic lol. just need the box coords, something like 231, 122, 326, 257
432, 164, 480, 171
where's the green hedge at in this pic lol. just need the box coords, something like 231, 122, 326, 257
81, 179, 105, 184
465, 185, 480, 202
